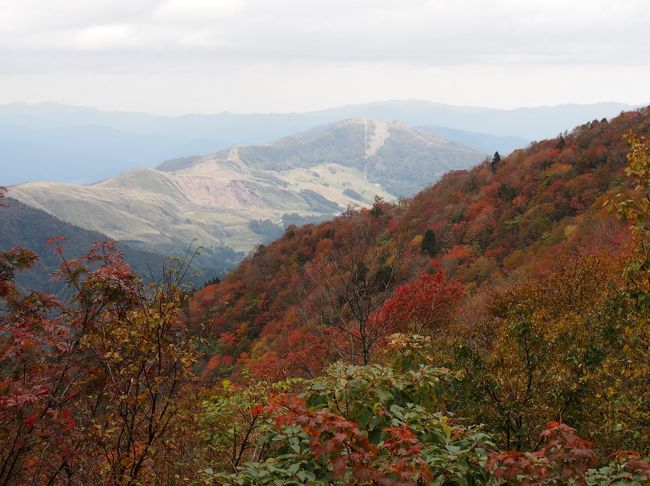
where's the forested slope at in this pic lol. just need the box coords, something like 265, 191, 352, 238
186, 108, 648, 380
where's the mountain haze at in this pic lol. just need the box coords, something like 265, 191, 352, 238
9, 119, 479, 266
1, 101, 632, 185
161, 118, 483, 196
416, 125, 529, 155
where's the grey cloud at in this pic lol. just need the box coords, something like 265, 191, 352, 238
0, 0, 648, 114
0, 0, 648, 64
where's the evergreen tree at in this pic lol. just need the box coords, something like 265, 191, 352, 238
421, 229, 437, 256
490, 151, 501, 173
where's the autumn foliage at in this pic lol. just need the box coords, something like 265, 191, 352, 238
0, 239, 197, 484
185, 109, 650, 383
187, 108, 650, 481
379, 270, 464, 334
2, 108, 650, 483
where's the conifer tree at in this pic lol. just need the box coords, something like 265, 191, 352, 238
490, 151, 501, 173
421, 229, 437, 256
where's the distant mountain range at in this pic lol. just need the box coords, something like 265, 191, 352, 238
8, 119, 483, 265
416, 126, 528, 156
1, 100, 634, 185
159, 118, 482, 196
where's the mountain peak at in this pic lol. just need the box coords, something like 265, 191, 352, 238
10, 117, 484, 265
325, 118, 392, 158
160, 118, 483, 196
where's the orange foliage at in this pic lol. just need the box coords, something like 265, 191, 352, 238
379, 271, 464, 334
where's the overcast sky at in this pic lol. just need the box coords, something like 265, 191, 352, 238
0, 0, 648, 115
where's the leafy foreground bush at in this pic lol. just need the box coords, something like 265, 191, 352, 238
205, 357, 493, 485
203, 336, 650, 485
0, 232, 198, 485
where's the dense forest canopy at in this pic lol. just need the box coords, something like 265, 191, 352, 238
1, 107, 649, 484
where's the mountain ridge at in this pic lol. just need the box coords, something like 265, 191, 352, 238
159, 118, 482, 196
10, 119, 479, 267
2, 100, 634, 185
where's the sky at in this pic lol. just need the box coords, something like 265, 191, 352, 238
0, 0, 649, 115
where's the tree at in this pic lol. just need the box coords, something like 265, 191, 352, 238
490, 151, 501, 173
420, 229, 437, 256
455, 254, 621, 451
199, 379, 299, 474
598, 131, 650, 450
497, 183, 517, 203
301, 209, 407, 365
208, 336, 650, 485
379, 271, 464, 335
0, 239, 197, 484
202, 275, 221, 288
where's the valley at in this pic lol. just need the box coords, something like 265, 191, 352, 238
2, 106, 649, 485
8, 118, 483, 268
